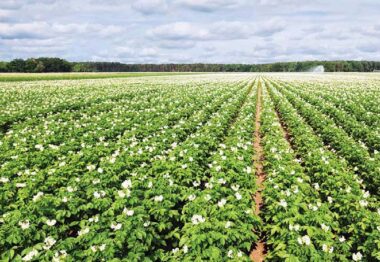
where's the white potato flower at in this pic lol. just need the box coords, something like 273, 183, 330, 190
52, 250, 67, 262
99, 244, 106, 251
204, 194, 212, 201
298, 235, 311, 246
123, 208, 134, 216
154, 195, 164, 202
235, 192, 242, 200
22, 249, 38, 261
279, 199, 287, 208
231, 184, 240, 191
352, 252, 363, 261
327, 196, 333, 203
19, 220, 30, 230
217, 178, 226, 184
217, 198, 227, 207
0, 177, 9, 183
32, 191, 44, 202
321, 223, 330, 232
46, 219, 57, 226
89, 215, 99, 223
188, 194, 196, 201
111, 223, 122, 231
191, 214, 205, 225
43, 236, 56, 250
86, 164, 96, 171
122, 179, 132, 189
78, 227, 90, 236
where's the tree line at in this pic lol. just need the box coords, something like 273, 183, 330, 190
1, 57, 379, 73
1, 58, 72, 73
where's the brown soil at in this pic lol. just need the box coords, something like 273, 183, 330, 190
274, 110, 292, 144
250, 79, 266, 262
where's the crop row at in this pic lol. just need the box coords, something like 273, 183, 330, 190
260, 83, 341, 260
0, 77, 254, 261
1, 74, 379, 261
270, 80, 380, 197
0, 76, 239, 135
275, 81, 379, 155
173, 79, 259, 260
266, 79, 380, 261
286, 79, 379, 130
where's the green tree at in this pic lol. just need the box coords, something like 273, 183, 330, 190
0, 62, 8, 72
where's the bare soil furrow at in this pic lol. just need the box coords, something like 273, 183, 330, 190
250, 79, 266, 262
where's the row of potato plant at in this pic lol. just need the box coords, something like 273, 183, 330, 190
0, 77, 252, 261
280, 81, 379, 154
0, 77, 231, 135
115, 79, 256, 260
267, 79, 380, 261
270, 80, 380, 196
260, 83, 344, 261
0, 80, 245, 210
267, 73, 379, 129
173, 79, 259, 261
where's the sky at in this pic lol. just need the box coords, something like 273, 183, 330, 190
0, 0, 379, 64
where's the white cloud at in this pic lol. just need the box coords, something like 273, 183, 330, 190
140, 47, 158, 56
0, 22, 49, 39
256, 0, 297, 6
178, 0, 245, 12
93, 45, 164, 63
1, 0, 379, 63
148, 20, 285, 42
158, 40, 196, 49
254, 18, 286, 36
131, 0, 168, 15
51, 23, 125, 37
356, 24, 380, 38
357, 42, 380, 53
211, 21, 252, 39
0, 22, 125, 40
0, 9, 14, 22
148, 22, 210, 40
0, 0, 22, 10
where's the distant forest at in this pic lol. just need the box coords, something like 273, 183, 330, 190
1, 57, 380, 73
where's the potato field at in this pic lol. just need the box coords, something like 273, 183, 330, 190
0, 73, 379, 261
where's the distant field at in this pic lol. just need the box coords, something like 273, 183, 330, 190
0, 72, 199, 82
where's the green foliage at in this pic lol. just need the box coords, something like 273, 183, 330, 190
1, 58, 380, 73
5, 57, 72, 73
0, 75, 379, 261
68, 60, 380, 72
0, 61, 8, 72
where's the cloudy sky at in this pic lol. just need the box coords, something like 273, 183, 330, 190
0, 0, 379, 63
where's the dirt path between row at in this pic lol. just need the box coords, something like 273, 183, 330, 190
250, 79, 266, 262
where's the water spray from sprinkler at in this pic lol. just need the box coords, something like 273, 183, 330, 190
308, 65, 325, 73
